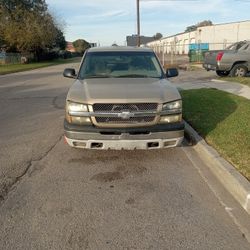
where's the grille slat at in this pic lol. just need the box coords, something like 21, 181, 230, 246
96, 116, 155, 123
92, 103, 158, 126
93, 103, 158, 112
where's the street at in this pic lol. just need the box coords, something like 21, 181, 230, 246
0, 64, 250, 249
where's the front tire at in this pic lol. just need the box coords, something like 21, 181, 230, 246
216, 70, 230, 77
229, 64, 247, 77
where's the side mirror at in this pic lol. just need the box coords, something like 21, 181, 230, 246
63, 68, 76, 78
166, 68, 178, 78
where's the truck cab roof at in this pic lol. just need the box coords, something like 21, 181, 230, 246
87, 46, 153, 53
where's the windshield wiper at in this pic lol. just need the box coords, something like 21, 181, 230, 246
116, 74, 149, 78
85, 74, 161, 79
117, 74, 161, 78
85, 75, 112, 79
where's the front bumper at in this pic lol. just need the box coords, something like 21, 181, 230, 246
64, 120, 184, 150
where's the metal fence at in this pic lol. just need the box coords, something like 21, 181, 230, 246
0, 52, 35, 65
149, 42, 238, 66
0, 52, 21, 64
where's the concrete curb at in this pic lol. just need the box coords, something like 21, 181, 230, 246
184, 121, 250, 215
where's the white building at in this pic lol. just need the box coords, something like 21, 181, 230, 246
146, 20, 250, 55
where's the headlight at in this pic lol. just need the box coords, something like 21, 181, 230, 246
162, 100, 182, 110
66, 101, 91, 124
67, 102, 88, 114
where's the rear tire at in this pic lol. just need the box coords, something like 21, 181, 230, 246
229, 64, 247, 77
216, 70, 230, 77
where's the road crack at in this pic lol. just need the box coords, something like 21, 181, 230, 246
0, 135, 63, 206
9, 96, 53, 100
52, 94, 66, 110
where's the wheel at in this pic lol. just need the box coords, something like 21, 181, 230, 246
216, 70, 230, 77
229, 64, 247, 77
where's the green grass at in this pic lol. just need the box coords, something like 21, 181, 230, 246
218, 76, 250, 87
181, 88, 250, 180
0, 57, 81, 75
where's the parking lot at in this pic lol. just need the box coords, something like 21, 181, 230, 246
0, 64, 250, 249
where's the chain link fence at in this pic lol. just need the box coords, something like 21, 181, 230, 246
149, 42, 237, 67
0, 52, 21, 64
0, 52, 35, 65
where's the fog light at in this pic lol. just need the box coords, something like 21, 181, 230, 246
164, 140, 177, 147
159, 114, 182, 123
71, 116, 91, 125
73, 141, 87, 147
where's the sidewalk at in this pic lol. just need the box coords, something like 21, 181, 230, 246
174, 78, 250, 100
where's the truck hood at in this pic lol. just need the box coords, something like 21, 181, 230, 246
67, 78, 181, 104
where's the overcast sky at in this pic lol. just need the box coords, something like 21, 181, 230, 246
46, 0, 250, 46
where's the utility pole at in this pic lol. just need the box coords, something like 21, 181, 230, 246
135, 0, 197, 48
136, 0, 141, 47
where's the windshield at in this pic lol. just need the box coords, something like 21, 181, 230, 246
79, 51, 164, 79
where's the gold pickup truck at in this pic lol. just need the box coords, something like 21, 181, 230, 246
63, 46, 184, 150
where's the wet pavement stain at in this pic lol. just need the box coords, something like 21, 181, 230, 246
125, 197, 135, 205
68, 155, 119, 164
116, 164, 147, 175
90, 162, 148, 183
90, 171, 123, 182
67, 232, 89, 249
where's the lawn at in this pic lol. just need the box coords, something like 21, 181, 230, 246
218, 76, 250, 87
181, 88, 250, 180
0, 57, 81, 75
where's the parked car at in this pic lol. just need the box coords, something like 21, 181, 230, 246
203, 40, 249, 76
63, 46, 184, 150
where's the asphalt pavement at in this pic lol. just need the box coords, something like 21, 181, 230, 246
0, 64, 250, 249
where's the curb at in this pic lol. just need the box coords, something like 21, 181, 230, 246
184, 121, 250, 215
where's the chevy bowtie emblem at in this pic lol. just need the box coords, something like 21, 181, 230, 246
118, 111, 135, 119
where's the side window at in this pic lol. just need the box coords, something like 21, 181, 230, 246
238, 44, 249, 51
235, 42, 245, 50
243, 44, 249, 50
245, 45, 250, 51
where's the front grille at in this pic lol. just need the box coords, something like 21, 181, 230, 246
93, 103, 158, 112
96, 116, 155, 124
92, 103, 158, 127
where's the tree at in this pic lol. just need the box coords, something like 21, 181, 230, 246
0, 32, 5, 48
1, 6, 56, 52
73, 39, 90, 54
154, 32, 163, 40
0, 0, 66, 57
1, 0, 47, 13
185, 25, 197, 33
197, 20, 213, 27
185, 20, 213, 32
55, 29, 66, 50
